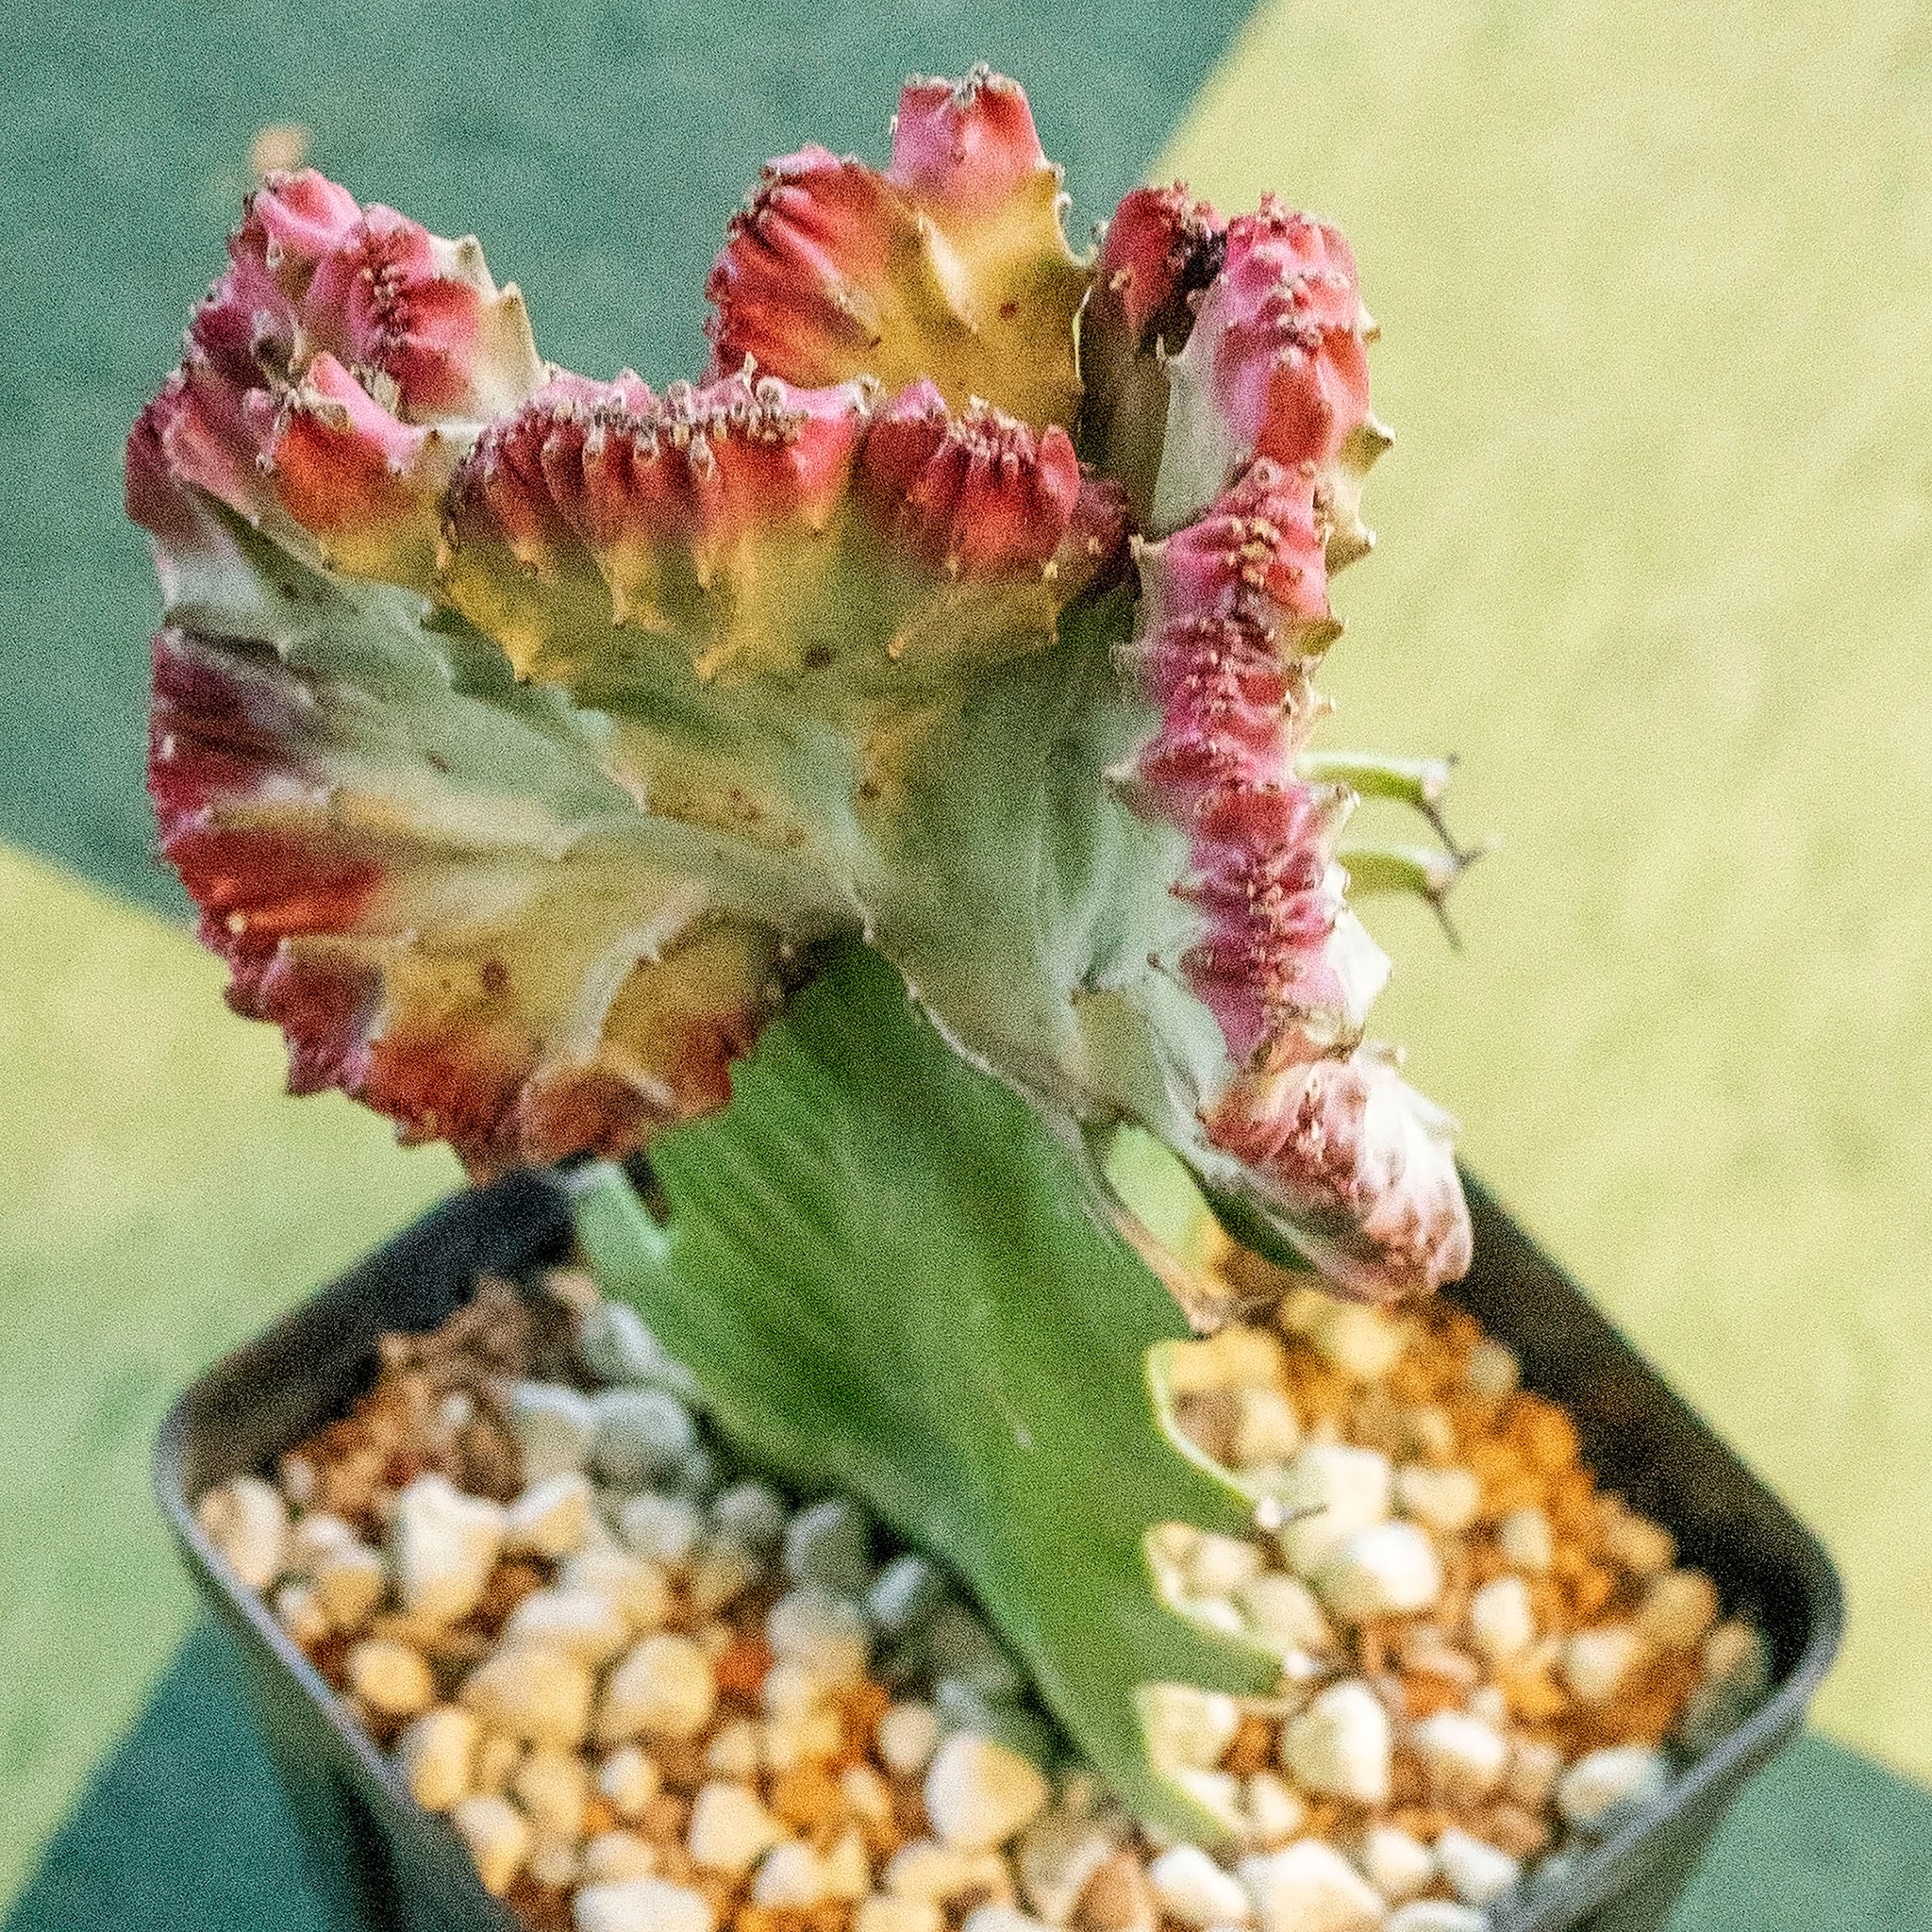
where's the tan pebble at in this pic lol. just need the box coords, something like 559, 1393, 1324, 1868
877, 1703, 941, 1778
389, 1475, 506, 1627
1468, 1574, 1537, 1665
1310, 1304, 1409, 1382
475, 1732, 523, 1796
394, 1705, 479, 1811
528, 1828, 582, 1889
599, 1745, 662, 1821
1017, 1810, 1117, 1924
505, 1587, 630, 1665
312, 1543, 389, 1633
506, 1473, 593, 1560
1412, 1710, 1509, 1805
199, 1476, 290, 1592
1282, 1680, 1391, 1805
561, 1548, 674, 1633
1234, 1388, 1304, 1469
1235, 1574, 1334, 1657
841, 1764, 895, 1825
449, 1792, 530, 1895
857, 1898, 942, 1932
1074, 1849, 1155, 1932
1636, 1570, 1720, 1652
274, 1580, 332, 1649
1357, 1824, 1435, 1904
1148, 1844, 1252, 1926
582, 1830, 661, 1884
1315, 1522, 1443, 1622
1401, 1406, 1458, 1464
1395, 1465, 1482, 1536
1507, 1738, 1564, 1808
1434, 1828, 1519, 1907
514, 1744, 592, 1838
1277, 1445, 1393, 1575
601, 1635, 718, 1744
1601, 1503, 1675, 1578
963, 1908, 1053, 1932
690, 1541, 765, 1617
1140, 1686, 1242, 1774
885, 1840, 1015, 1907
1463, 1341, 1520, 1403
706, 1719, 763, 1781
1237, 1840, 1384, 1932
689, 1780, 790, 1874
1496, 1508, 1555, 1576
1561, 1625, 1647, 1707
290, 1511, 359, 1572
347, 1638, 436, 1719
460, 1644, 594, 1746
924, 1734, 1049, 1852
1241, 1772, 1307, 1849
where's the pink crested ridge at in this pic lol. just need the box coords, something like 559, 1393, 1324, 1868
888, 66, 1053, 213
1126, 460, 1347, 1064
1091, 184, 1226, 350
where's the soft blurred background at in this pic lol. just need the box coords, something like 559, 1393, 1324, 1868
2, 0, 1928, 1924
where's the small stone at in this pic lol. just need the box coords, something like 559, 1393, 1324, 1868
289, 1511, 358, 1572
878, 1700, 941, 1776
1468, 1683, 1508, 1728
1435, 1829, 1519, 1906
924, 1733, 1051, 1852
1018, 1810, 1118, 1924
578, 1302, 700, 1398
1277, 1445, 1393, 1574
1561, 1625, 1645, 1706
707, 1718, 763, 1780
614, 1493, 705, 1570
1233, 1388, 1304, 1469
513, 1743, 592, 1839
1238, 1840, 1386, 1932
884, 1840, 1014, 1905
507, 1472, 593, 1559
1186, 1532, 1268, 1598
783, 1498, 874, 1593
1601, 1505, 1675, 1578
450, 1792, 531, 1896
600, 1633, 717, 1742
509, 1381, 598, 1484
598, 1745, 661, 1821
690, 1540, 763, 1617
273, 1580, 331, 1648
1357, 1824, 1434, 1904
1463, 1340, 1520, 1402
1400, 1407, 1458, 1464
574, 1876, 715, 1932
1149, 1845, 1253, 1926
312, 1542, 388, 1633
1315, 1521, 1443, 1622
475, 1732, 523, 1796
672, 1444, 723, 1501
1394, 1465, 1481, 1536
1243, 1773, 1307, 1849
1386, 1906, 1488, 1932
1141, 1686, 1243, 1773
767, 1586, 872, 1686
842, 1764, 895, 1824
923, 1601, 1024, 1698
754, 1840, 837, 1909
1162, 1326, 1285, 1395
870, 1554, 949, 1639
858, 1898, 943, 1932
594, 1390, 699, 1489
541, 1264, 602, 1315
1310, 1304, 1409, 1382
460, 1644, 595, 1747
505, 1587, 631, 1666
1635, 1570, 1720, 1652
1507, 1738, 1564, 1809
1235, 1574, 1335, 1657
1171, 1768, 1245, 1835
689, 1780, 790, 1874
529, 1831, 584, 1890
1412, 1710, 1509, 1805
198, 1476, 289, 1591
1283, 1680, 1392, 1806
395, 1706, 479, 1811
964, 1908, 1053, 1932
582, 1832, 660, 1884
1496, 1507, 1555, 1575
709, 1480, 788, 1553
1468, 1574, 1536, 1665
560, 1548, 674, 1632
390, 1474, 506, 1626
1557, 1744, 1670, 1830
347, 1638, 436, 1718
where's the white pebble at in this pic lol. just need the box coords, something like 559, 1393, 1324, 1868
1496, 1507, 1555, 1575
1394, 1465, 1481, 1536
582, 1832, 660, 1884
395, 1706, 478, 1811
347, 1638, 436, 1718
857, 1897, 942, 1932
289, 1510, 358, 1572
1357, 1824, 1434, 1904
878, 1701, 941, 1776
1387, 1906, 1488, 1932
1150, 1844, 1253, 1926
1412, 1710, 1509, 1805
1435, 1828, 1519, 1906
509, 1381, 598, 1483
614, 1493, 705, 1570
390, 1475, 506, 1626
529, 1831, 584, 1890
1278, 1445, 1394, 1574
450, 1792, 531, 1896
514, 1743, 592, 1838
1172, 1767, 1246, 1833
1315, 1522, 1443, 1622
754, 1840, 834, 1908
578, 1302, 698, 1396
1468, 1574, 1537, 1665
1283, 1680, 1392, 1806
594, 1389, 699, 1489
689, 1781, 789, 1874
560, 1548, 673, 1632
962, 1907, 1052, 1932
1243, 1772, 1307, 1848
312, 1542, 388, 1633
1469, 1683, 1508, 1728
1239, 1839, 1388, 1932
574, 1876, 715, 1932
710, 1481, 788, 1553
1561, 1625, 1646, 1707
767, 1586, 872, 1686
1233, 1388, 1304, 1469
1187, 1532, 1268, 1598
1507, 1738, 1564, 1808
600, 1634, 717, 1742
1141, 1685, 1243, 1773
924, 1733, 1051, 1852
884, 1840, 1015, 1905
1463, 1340, 1520, 1401
784, 1498, 874, 1593
460, 1644, 595, 1747
1704, 1618, 1764, 1685
1602, 1505, 1675, 1577
1557, 1744, 1670, 1829
1235, 1574, 1335, 1657
1636, 1570, 1720, 1652
198, 1476, 289, 1591
1016, 1811, 1116, 1924
842, 1764, 895, 1825
598, 1745, 661, 1820
273, 1581, 331, 1648
507, 1473, 593, 1559
1310, 1304, 1409, 1382
505, 1587, 631, 1665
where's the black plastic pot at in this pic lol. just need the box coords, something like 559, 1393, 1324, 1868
156, 1171, 1841, 1932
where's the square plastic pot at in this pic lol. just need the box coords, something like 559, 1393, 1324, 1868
156, 1170, 1842, 1932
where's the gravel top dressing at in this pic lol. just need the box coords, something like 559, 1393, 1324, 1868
198, 1254, 1767, 1932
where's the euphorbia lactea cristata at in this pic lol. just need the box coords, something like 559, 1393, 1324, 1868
131, 66, 1472, 1303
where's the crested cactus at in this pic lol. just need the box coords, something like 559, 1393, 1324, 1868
129, 66, 1487, 1840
